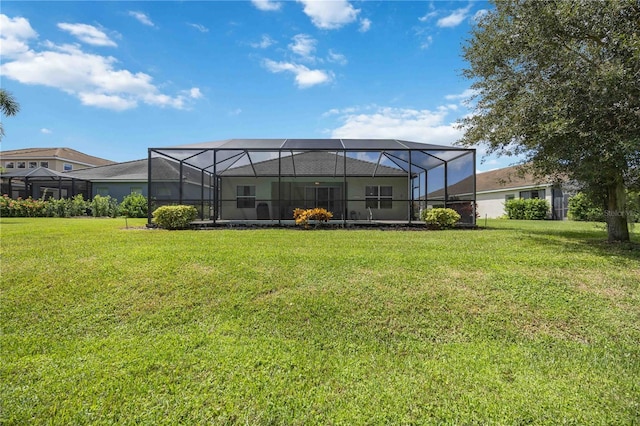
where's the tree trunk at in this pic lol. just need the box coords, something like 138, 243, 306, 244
605, 180, 630, 242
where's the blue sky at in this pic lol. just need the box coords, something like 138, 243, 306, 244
1, 0, 510, 171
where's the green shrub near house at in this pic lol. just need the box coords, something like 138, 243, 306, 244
420, 207, 461, 228
504, 198, 549, 220
152, 205, 198, 229
568, 192, 605, 222
0, 194, 89, 218
119, 193, 148, 218
90, 195, 119, 218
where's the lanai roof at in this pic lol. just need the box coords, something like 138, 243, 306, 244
152, 138, 475, 175
163, 138, 464, 151
1, 167, 80, 179
219, 151, 408, 177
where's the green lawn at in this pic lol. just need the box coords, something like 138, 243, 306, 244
1, 218, 639, 424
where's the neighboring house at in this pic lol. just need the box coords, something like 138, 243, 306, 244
66, 158, 150, 201
476, 165, 570, 219
66, 157, 208, 203
148, 138, 476, 224
1, 147, 114, 173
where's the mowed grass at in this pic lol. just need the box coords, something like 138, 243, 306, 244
1, 218, 639, 425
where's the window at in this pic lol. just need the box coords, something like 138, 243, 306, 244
96, 187, 109, 196
366, 185, 393, 209
40, 161, 49, 168
29, 161, 38, 168
130, 187, 143, 194
505, 194, 515, 201
520, 189, 545, 199
236, 185, 256, 208
17, 161, 26, 169
63, 163, 73, 171
5, 162, 14, 169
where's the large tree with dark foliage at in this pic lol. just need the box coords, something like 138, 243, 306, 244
459, 0, 640, 241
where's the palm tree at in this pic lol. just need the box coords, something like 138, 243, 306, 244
0, 89, 20, 140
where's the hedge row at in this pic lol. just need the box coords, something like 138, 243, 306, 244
0, 193, 148, 218
504, 198, 550, 220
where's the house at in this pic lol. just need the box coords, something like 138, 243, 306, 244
65, 157, 204, 202
65, 158, 149, 201
148, 138, 476, 225
476, 165, 570, 219
1, 147, 114, 173
0, 147, 114, 199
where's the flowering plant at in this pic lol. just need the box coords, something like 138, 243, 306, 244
293, 207, 333, 229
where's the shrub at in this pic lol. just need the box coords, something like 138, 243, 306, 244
568, 192, 605, 222
293, 207, 333, 229
44, 198, 69, 217
91, 195, 119, 217
420, 208, 461, 229
504, 198, 549, 220
152, 205, 198, 230
120, 193, 148, 218
68, 194, 89, 217
0, 194, 10, 217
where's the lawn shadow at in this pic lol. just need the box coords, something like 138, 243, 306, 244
485, 224, 640, 263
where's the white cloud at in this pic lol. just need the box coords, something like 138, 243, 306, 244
40, 128, 52, 134
188, 23, 209, 33
296, 0, 359, 30
328, 105, 463, 145
327, 50, 347, 65
251, 35, 276, 49
289, 34, 316, 60
58, 23, 117, 47
359, 18, 371, 32
419, 11, 438, 22
0, 19, 199, 111
420, 35, 434, 49
187, 87, 203, 99
263, 59, 333, 88
128, 11, 154, 27
78, 92, 138, 111
437, 5, 472, 28
251, 0, 282, 12
0, 14, 38, 58
444, 88, 478, 104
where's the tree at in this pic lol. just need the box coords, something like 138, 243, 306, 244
459, 0, 640, 242
0, 89, 20, 140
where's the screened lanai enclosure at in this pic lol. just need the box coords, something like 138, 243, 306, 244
148, 139, 476, 226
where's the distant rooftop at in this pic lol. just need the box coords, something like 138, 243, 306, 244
0, 147, 115, 167
476, 165, 555, 192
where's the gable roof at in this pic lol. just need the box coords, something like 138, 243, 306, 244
67, 158, 149, 181
66, 157, 204, 183
0, 147, 115, 167
476, 165, 554, 192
